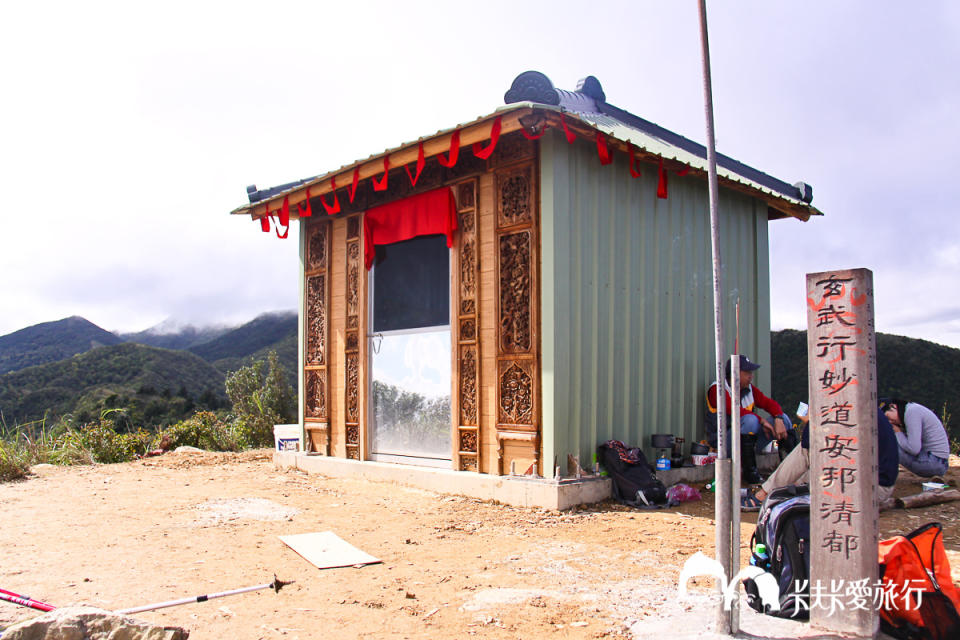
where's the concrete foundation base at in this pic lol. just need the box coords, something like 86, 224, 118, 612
274, 452, 612, 510
656, 452, 781, 486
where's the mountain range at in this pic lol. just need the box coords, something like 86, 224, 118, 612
0, 312, 296, 427
2, 315, 957, 445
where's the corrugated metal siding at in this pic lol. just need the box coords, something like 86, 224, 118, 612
540, 130, 772, 469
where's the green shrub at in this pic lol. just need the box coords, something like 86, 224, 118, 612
159, 411, 241, 452
0, 418, 58, 480
225, 351, 295, 448
57, 420, 135, 464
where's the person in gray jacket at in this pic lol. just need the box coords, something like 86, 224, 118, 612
881, 399, 950, 478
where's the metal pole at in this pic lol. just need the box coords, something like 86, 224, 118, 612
697, 0, 731, 634
116, 577, 292, 615
730, 355, 741, 633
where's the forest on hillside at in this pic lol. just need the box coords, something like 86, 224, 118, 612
771, 329, 959, 442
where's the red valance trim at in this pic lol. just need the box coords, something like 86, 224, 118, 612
627, 143, 642, 178
472, 116, 501, 160
349, 167, 360, 203
297, 188, 313, 218
372, 156, 390, 192
260, 213, 270, 233
596, 131, 613, 165
657, 158, 668, 199
560, 113, 576, 144
676, 166, 690, 176
520, 124, 546, 140
321, 179, 340, 215
279, 196, 290, 227
405, 141, 425, 187
275, 215, 289, 239
437, 129, 461, 167
363, 187, 457, 270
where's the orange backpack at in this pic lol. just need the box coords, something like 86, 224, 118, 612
878, 522, 960, 640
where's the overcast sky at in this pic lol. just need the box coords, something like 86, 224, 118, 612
2, 1, 958, 349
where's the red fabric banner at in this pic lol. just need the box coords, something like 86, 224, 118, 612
363, 187, 457, 270
349, 167, 360, 203
405, 141, 425, 187
437, 129, 461, 167
279, 196, 290, 227
596, 131, 613, 165
322, 179, 340, 215
657, 158, 668, 199
520, 126, 546, 140
373, 156, 390, 192
298, 188, 313, 218
472, 116, 501, 160
627, 143, 642, 178
260, 212, 270, 232
561, 113, 576, 144
275, 215, 289, 239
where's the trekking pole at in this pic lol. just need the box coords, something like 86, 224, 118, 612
0, 588, 56, 612
115, 576, 293, 615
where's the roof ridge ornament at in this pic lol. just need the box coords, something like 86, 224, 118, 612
504, 71, 560, 106
575, 75, 605, 102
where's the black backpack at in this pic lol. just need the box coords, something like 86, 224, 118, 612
598, 440, 667, 507
743, 485, 811, 619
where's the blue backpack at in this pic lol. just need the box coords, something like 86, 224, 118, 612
743, 485, 811, 619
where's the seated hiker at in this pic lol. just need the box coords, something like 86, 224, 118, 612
741, 408, 899, 510
705, 355, 799, 485
882, 399, 950, 478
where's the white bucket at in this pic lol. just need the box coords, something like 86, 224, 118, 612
273, 424, 302, 452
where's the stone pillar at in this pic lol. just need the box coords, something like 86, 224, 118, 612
806, 268, 878, 638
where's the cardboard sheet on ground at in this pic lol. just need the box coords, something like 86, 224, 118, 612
279, 531, 381, 569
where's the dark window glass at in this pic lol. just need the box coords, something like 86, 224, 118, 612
373, 234, 449, 332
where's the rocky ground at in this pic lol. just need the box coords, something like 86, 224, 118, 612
1, 450, 958, 639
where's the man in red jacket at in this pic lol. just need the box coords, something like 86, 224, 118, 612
705, 355, 799, 484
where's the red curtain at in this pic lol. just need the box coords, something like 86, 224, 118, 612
363, 187, 457, 270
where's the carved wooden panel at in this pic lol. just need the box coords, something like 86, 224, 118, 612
303, 220, 329, 451
459, 318, 476, 342
494, 161, 539, 475
496, 165, 533, 228
346, 424, 360, 445
498, 231, 532, 354
458, 182, 475, 209
305, 368, 326, 419
455, 178, 480, 473
306, 223, 327, 272
493, 132, 536, 167
459, 429, 478, 453
343, 217, 363, 461
345, 352, 359, 423
346, 243, 360, 320
345, 330, 359, 352
498, 360, 535, 426
306, 275, 326, 366
459, 345, 478, 426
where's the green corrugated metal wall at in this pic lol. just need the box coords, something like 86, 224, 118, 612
539, 130, 773, 471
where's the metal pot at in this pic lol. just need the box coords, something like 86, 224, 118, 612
690, 442, 710, 455
650, 433, 674, 449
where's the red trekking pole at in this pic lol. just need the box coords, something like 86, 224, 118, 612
0, 587, 56, 612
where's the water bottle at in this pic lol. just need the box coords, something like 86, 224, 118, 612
750, 543, 769, 570
656, 454, 671, 470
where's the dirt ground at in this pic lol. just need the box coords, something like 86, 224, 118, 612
1, 450, 958, 639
